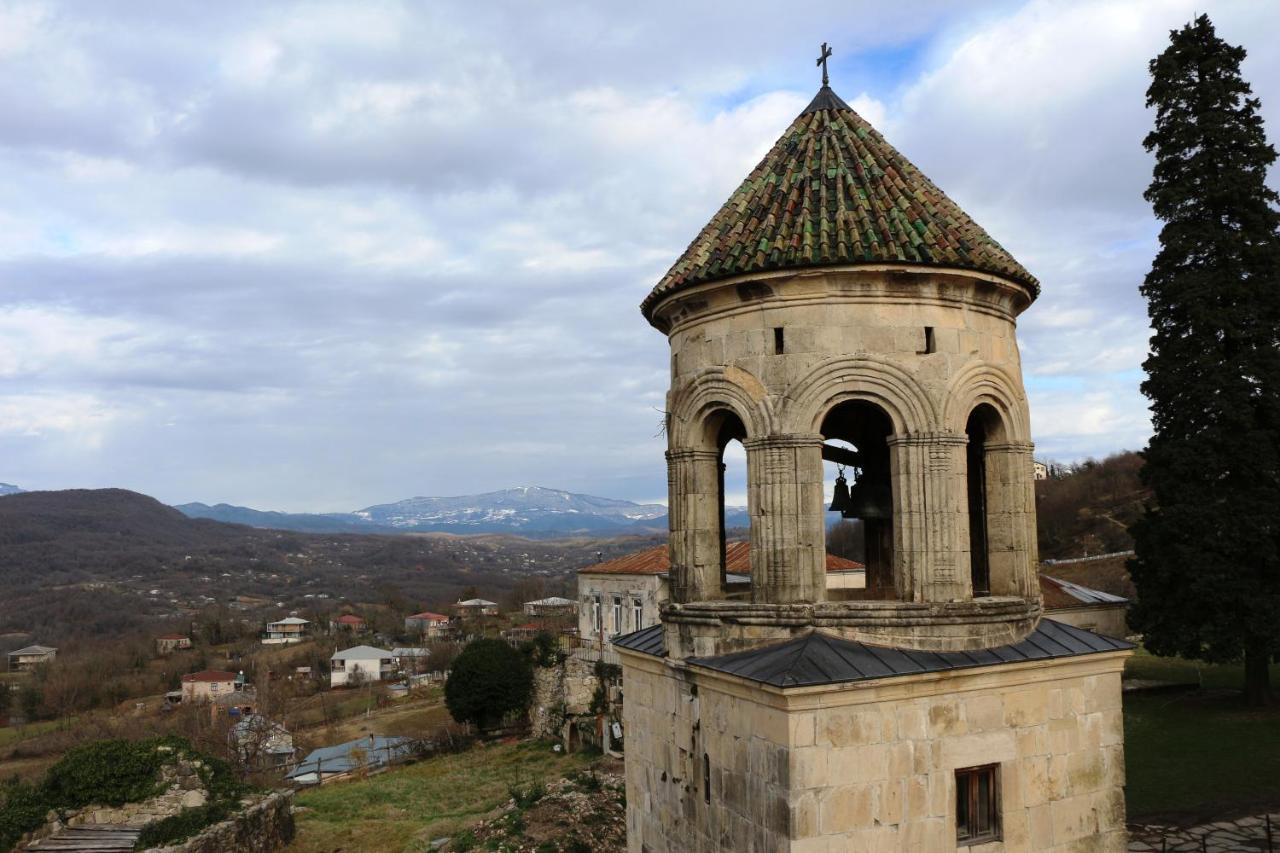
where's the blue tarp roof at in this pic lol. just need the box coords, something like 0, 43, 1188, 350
286, 735, 415, 780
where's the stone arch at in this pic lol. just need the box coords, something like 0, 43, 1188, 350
668, 366, 773, 449
784, 356, 938, 436
943, 362, 1029, 443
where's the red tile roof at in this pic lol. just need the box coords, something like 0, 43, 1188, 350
580, 543, 863, 576
642, 86, 1037, 322
181, 670, 236, 683
155, 633, 189, 640
407, 611, 449, 621
334, 614, 365, 624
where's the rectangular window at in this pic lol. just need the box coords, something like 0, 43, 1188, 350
703, 753, 711, 804
592, 596, 601, 637
920, 326, 936, 354
633, 598, 643, 630
773, 327, 785, 354
956, 764, 1000, 845
612, 596, 622, 633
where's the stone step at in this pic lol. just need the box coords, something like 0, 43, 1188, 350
25, 826, 141, 851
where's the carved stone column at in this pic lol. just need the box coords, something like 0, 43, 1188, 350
888, 432, 970, 602
666, 448, 723, 603
983, 441, 1038, 598
744, 434, 826, 604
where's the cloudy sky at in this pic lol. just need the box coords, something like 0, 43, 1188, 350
1, 0, 1278, 512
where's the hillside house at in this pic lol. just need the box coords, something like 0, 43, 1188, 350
577, 543, 865, 641
230, 714, 296, 770
155, 634, 192, 654
330, 645, 396, 687
262, 616, 309, 645
1040, 575, 1130, 637
523, 596, 576, 617
329, 613, 366, 633
390, 647, 430, 674
6, 644, 57, 671
404, 610, 450, 637
180, 669, 239, 702
453, 598, 499, 617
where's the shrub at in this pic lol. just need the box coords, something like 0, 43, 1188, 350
444, 639, 533, 731
134, 803, 230, 849
507, 781, 545, 809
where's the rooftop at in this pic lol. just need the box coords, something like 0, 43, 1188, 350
614, 619, 1132, 689
407, 611, 449, 621
1040, 575, 1129, 609
331, 645, 394, 659
579, 542, 863, 576
181, 669, 236, 682
9, 644, 57, 655
642, 85, 1037, 321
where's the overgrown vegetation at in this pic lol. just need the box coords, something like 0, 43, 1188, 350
0, 736, 244, 852
1034, 452, 1145, 560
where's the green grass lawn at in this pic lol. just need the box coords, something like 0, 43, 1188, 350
289, 740, 589, 852
1124, 651, 1280, 823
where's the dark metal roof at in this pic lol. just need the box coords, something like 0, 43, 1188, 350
687, 619, 1132, 689
612, 623, 666, 657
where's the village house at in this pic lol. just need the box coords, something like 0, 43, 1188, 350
615, 65, 1132, 851
230, 714, 296, 770
453, 598, 499, 617
6, 644, 57, 671
523, 596, 577, 617
577, 543, 864, 642
404, 610, 451, 637
180, 669, 239, 702
390, 647, 430, 675
329, 613, 366, 633
1033, 459, 1050, 480
329, 645, 396, 687
155, 633, 192, 654
262, 616, 309, 645
1040, 575, 1130, 637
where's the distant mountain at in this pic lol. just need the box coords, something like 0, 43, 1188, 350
174, 486, 727, 538
354, 486, 668, 535
176, 502, 398, 534
0, 483, 24, 496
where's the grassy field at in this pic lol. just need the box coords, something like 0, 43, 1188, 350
1124, 651, 1280, 823
289, 740, 589, 852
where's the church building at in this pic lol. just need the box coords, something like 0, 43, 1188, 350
614, 57, 1132, 852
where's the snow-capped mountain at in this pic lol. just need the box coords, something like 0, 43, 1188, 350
174, 486, 739, 538
0, 483, 24, 496
354, 486, 668, 534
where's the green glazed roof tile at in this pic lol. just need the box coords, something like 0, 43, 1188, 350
642, 86, 1038, 319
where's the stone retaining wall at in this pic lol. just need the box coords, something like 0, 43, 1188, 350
146, 791, 294, 853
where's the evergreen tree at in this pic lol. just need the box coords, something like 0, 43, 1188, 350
444, 638, 533, 731
1129, 15, 1280, 706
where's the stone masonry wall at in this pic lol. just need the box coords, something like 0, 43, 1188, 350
623, 649, 1129, 853
147, 790, 294, 853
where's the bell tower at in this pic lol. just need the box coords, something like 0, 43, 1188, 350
617, 64, 1132, 853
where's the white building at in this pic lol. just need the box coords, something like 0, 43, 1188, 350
262, 616, 310, 645
522, 596, 577, 617
454, 598, 499, 616
329, 645, 396, 687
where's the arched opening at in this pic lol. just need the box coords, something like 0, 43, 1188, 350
710, 412, 749, 597
821, 401, 896, 600
966, 403, 1008, 598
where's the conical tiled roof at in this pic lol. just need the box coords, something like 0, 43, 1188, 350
642, 86, 1038, 319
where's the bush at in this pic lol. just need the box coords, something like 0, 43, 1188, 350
444, 639, 534, 731
0, 780, 49, 853
507, 781, 545, 809
134, 803, 230, 849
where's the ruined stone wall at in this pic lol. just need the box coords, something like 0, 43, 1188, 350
530, 655, 613, 742
623, 649, 1128, 853
148, 791, 294, 853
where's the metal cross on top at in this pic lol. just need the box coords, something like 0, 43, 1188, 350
816, 42, 833, 87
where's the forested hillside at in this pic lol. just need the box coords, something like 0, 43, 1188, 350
1035, 452, 1147, 560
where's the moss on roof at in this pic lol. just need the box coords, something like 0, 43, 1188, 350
642, 86, 1038, 320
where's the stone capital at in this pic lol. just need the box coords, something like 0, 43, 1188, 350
886, 430, 969, 448
742, 433, 825, 451
665, 448, 721, 463
985, 440, 1035, 454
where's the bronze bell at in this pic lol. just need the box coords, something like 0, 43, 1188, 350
828, 471, 851, 513
843, 479, 892, 520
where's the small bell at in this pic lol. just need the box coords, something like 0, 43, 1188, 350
828, 467, 851, 513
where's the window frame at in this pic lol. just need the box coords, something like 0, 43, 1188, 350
612, 596, 622, 633
632, 597, 644, 630
955, 763, 1001, 846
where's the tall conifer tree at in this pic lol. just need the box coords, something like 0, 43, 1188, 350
1129, 15, 1280, 706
